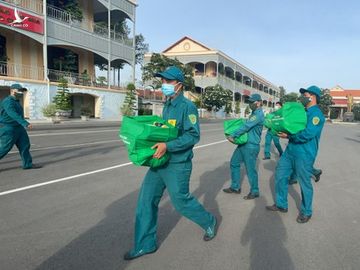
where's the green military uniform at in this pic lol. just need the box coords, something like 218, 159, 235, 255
225, 94, 264, 198
125, 66, 216, 260
271, 86, 325, 221
0, 94, 32, 168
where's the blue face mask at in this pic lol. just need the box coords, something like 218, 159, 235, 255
161, 83, 179, 97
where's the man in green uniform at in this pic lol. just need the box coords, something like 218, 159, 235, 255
0, 84, 41, 169
223, 94, 264, 199
263, 101, 283, 160
124, 66, 217, 260
266, 86, 325, 223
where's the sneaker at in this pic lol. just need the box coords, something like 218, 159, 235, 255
23, 164, 42, 170
243, 193, 259, 200
223, 187, 241, 194
296, 214, 312, 223
266, 204, 288, 213
313, 170, 322, 182
123, 247, 158, 260
203, 216, 218, 241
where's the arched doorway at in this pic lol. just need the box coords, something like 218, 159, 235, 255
70, 93, 97, 118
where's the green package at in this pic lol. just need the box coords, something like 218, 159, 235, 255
119, 115, 178, 168
224, 118, 248, 145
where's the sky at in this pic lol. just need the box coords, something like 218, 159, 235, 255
131, 0, 360, 92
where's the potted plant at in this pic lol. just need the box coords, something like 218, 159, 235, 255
53, 77, 72, 120
41, 103, 57, 122
80, 104, 92, 121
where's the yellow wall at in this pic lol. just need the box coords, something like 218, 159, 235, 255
2, 30, 43, 80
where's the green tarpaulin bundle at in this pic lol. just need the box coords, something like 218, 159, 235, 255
223, 118, 248, 145
265, 102, 307, 134
119, 115, 178, 168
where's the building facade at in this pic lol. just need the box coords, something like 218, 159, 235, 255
329, 85, 360, 119
0, 0, 137, 119
144, 36, 280, 116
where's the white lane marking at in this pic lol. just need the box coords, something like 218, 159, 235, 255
8, 140, 120, 154
29, 129, 118, 137
0, 139, 228, 197
28, 127, 221, 137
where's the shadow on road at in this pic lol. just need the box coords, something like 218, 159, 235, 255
35, 162, 229, 270
241, 196, 294, 270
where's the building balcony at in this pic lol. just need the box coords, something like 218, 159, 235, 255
0, 61, 126, 91
0, 61, 44, 81
47, 5, 134, 63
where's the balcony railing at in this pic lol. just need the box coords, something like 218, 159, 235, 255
0, 61, 44, 80
48, 69, 111, 89
1, 0, 43, 14
47, 5, 133, 47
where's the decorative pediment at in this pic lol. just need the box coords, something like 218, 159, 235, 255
162, 36, 212, 54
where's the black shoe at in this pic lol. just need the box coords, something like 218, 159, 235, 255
296, 214, 312, 223
203, 216, 218, 241
23, 164, 42, 170
313, 170, 322, 182
223, 187, 241, 194
123, 247, 158, 260
266, 204, 288, 213
289, 180, 298, 185
243, 193, 259, 200
263, 157, 270, 160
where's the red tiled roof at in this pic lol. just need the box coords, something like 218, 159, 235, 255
330, 90, 360, 97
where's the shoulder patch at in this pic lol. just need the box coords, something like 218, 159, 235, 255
250, 116, 257, 121
168, 119, 177, 127
189, 114, 197, 124
312, 116, 320, 125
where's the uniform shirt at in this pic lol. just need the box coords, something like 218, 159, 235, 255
0, 96, 29, 127
163, 92, 200, 163
287, 105, 325, 160
232, 108, 264, 145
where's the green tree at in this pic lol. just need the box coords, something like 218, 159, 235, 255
121, 83, 137, 116
279, 86, 286, 98
235, 101, 241, 115
245, 105, 250, 116
142, 53, 195, 91
280, 92, 299, 103
53, 78, 72, 111
47, 0, 83, 21
202, 84, 232, 112
319, 89, 333, 116
353, 104, 360, 121
135, 34, 149, 67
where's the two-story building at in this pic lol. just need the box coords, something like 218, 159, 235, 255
0, 0, 136, 119
144, 36, 280, 117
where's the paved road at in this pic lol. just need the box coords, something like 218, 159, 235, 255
0, 121, 359, 270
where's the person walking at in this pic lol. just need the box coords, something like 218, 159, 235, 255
266, 86, 325, 223
0, 83, 41, 169
124, 66, 217, 260
223, 93, 264, 199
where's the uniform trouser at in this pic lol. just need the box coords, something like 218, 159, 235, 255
264, 130, 283, 158
133, 161, 214, 252
275, 150, 314, 216
0, 124, 32, 168
230, 143, 260, 194
289, 167, 321, 183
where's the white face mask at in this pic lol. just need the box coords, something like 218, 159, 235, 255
275, 105, 280, 110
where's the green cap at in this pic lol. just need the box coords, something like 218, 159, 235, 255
10, 83, 27, 91
154, 66, 185, 83
248, 93, 262, 102
299, 85, 321, 98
